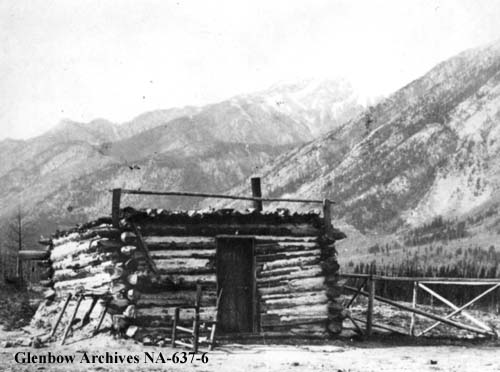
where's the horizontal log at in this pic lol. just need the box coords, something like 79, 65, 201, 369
257, 267, 323, 285
51, 238, 122, 262
148, 249, 215, 259
153, 258, 213, 272
265, 304, 328, 317
260, 313, 329, 326
263, 323, 327, 334
216, 331, 327, 340
138, 306, 217, 322
53, 272, 112, 291
258, 266, 302, 278
256, 249, 321, 263
260, 290, 326, 301
52, 226, 120, 246
254, 236, 318, 243
51, 239, 98, 261
255, 243, 320, 255
262, 292, 328, 310
138, 223, 321, 237
339, 273, 500, 283
137, 291, 216, 308
138, 258, 215, 275
52, 262, 117, 282
144, 236, 214, 246
158, 274, 216, 288
262, 257, 320, 270
18, 250, 50, 260
258, 277, 326, 295
52, 252, 117, 270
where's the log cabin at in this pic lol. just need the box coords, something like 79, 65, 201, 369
32, 189, 346, 343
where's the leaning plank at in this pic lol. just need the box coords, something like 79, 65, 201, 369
132, 225, 158, 274
350, 316, 407, 335
49, 293, 72, 337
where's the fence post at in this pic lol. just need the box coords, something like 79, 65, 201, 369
410, 281, 418, 335
366, 275, 375, 338
111, 188, 122, 228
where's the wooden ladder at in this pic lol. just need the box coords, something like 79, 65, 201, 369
171, 285, 223, 352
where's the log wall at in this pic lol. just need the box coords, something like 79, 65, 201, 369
33, 209, 345, 341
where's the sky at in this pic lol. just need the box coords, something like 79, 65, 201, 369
0, 0, 499, 140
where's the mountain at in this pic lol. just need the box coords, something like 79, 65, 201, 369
218, 40, 500, 244
246, 78, 363, 137
0, 78, 363, 247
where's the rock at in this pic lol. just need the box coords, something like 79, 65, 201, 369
31, 337, 43, 349
121, 232, 137, 244
123, 305, 136, 319
1, 341, 13, 348
142, 335, 154, 346
20, 338, 31, 347
126, 325, 138, 338
43, 289, 56, 300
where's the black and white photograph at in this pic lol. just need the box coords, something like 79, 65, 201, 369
1, 0, 500, 371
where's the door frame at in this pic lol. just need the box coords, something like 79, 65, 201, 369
215, 235, 258, 333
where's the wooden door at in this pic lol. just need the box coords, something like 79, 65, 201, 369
216, 236, 255, 333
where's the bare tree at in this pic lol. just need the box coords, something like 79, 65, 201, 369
2, 206, 33, 282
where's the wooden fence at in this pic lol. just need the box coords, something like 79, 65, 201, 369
340, 273, 500, 339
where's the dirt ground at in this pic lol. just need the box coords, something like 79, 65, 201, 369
1, 289, 499, 372
0, 330, 499, 372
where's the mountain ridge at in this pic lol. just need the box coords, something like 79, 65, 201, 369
0, 78, 363, 247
